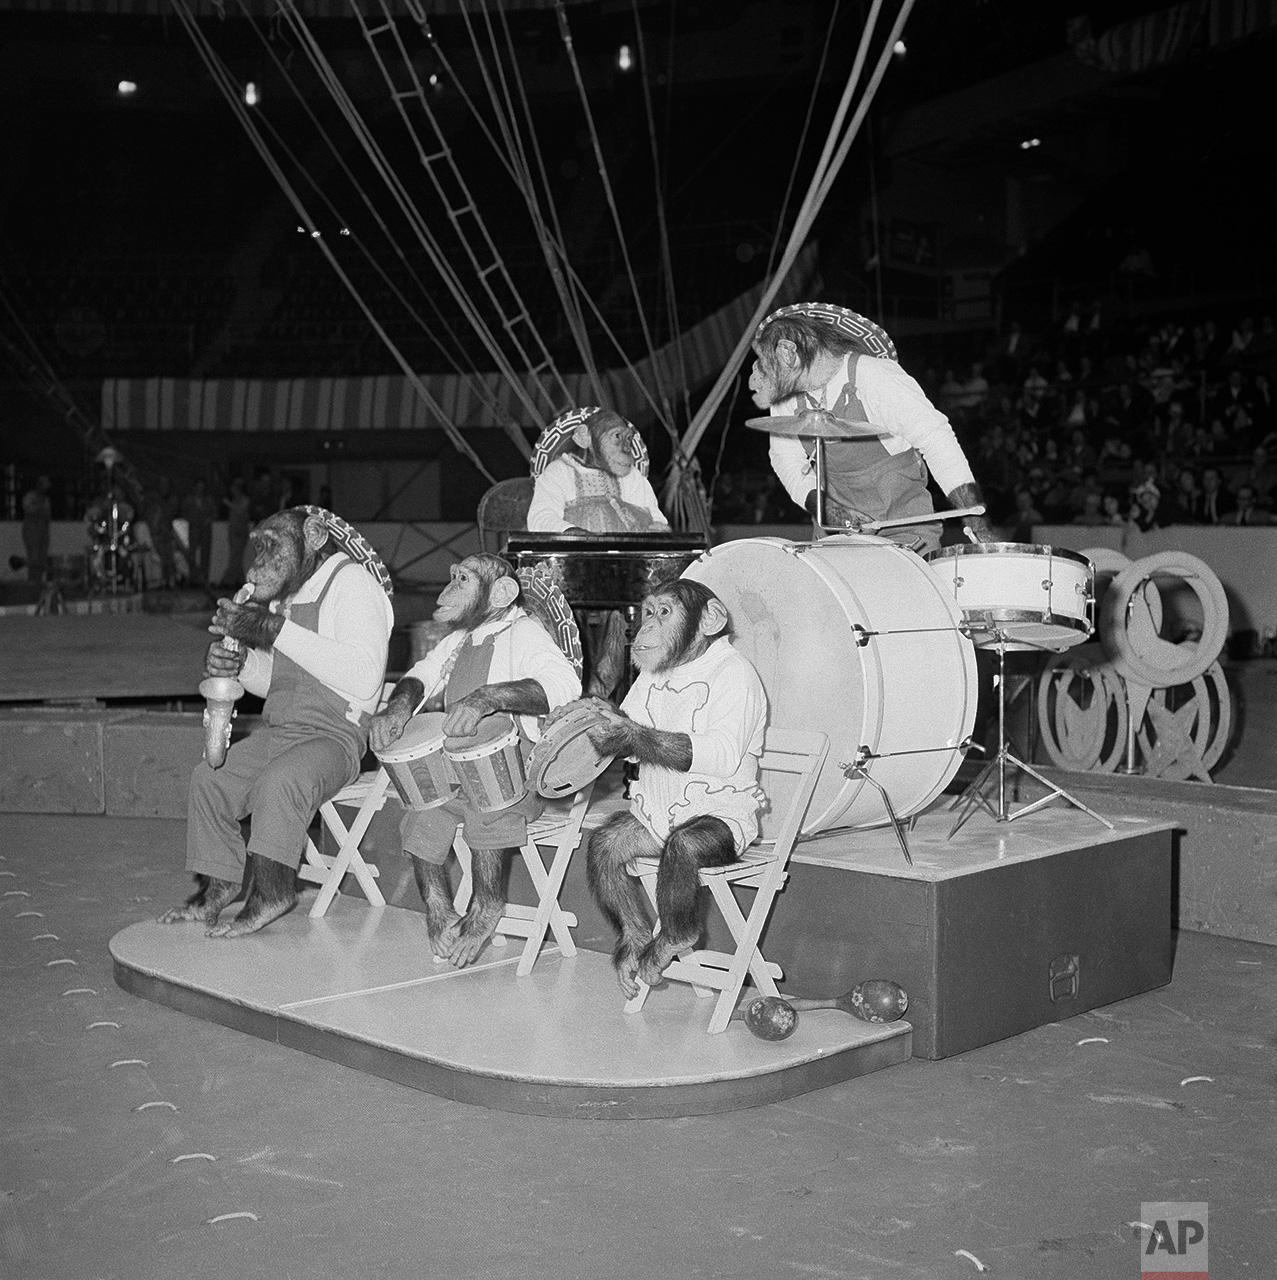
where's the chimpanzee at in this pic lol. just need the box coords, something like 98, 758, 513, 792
558, 578, 767, 998
369, 554, 580, 966
158, 508, 393, 937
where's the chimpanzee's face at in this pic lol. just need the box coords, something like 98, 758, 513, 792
434, 558, 489, 629
632, 591, 699, 674
596, 425, 635, 477
244, 514, 304, 601
748, 341, 804, 410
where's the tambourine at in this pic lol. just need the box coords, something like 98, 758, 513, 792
526, 705, 616, 799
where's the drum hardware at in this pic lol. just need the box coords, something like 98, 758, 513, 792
840, 752, 914, 866
948, 636, 1114, 838
850, 623, 975, 647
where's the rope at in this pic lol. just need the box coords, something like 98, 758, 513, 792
631, 0, 689, 421
233, 1, 512, 407
171, 0, 498, 484
673, 0, 914, 466
555, 0, 675, 440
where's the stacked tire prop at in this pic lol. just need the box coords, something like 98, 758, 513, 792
1036, 549, 1232, 781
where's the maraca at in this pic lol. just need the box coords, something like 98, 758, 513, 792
731, 980, 910, 1041
732, 995, 799, 1041
788, 979, 909, 1024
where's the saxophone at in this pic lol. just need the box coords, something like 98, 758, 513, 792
200, 584, 252, 769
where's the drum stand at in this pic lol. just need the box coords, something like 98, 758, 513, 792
948, 635, 1113, 838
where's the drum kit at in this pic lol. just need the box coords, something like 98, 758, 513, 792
702, 409, 1111, 846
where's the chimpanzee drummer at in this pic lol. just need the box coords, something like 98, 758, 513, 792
160, 508, 393, 937
564, 578, 767, 998
369, 554, 580, 967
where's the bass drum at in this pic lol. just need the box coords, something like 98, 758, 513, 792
684, 535, 977, 835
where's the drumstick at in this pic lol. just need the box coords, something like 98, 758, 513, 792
858, 504, 986, 533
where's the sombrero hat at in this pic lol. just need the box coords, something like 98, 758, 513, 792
759, 302, 897, 362
530, 407, 650, 478
298, 505, 393, 597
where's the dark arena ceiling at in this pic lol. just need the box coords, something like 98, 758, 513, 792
0, 0, 1274, 389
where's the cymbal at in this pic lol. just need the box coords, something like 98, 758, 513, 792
745, 411, 886, 439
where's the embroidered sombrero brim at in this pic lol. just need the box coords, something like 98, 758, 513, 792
299, 505, 394, 597
531, 407, 650, 478
516, 565, 584, 680
759, 302, 897, 362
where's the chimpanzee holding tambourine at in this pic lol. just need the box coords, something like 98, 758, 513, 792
370, 554, 580, 967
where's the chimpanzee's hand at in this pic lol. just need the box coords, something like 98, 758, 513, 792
584, 700, 633, 755
211, 596, 284, 648
205, 640, 246, 679
963, 515, 997, 544
370, 705, 412, 754
442, 691, 497, 740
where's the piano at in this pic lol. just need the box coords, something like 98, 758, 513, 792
505, 532, 708, 611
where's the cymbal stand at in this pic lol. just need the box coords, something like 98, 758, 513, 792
948, 634, 1113, 838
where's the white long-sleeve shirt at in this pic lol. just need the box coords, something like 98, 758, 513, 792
769, 354, 975, 511
403, 607, 581, 741
239, 554, 394, 717
526, 456, 670, 533
621, 637, 767, 853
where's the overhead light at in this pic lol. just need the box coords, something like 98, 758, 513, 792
1019, 137, 1042, 150
117, 80, 137, 97
339, 228, 351, 237
429, 73, 439, 86
892, 40, 907, 57
617, 44, 633, 72
244, 82, 260, 107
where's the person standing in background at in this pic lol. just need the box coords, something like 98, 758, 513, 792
181, 478, 217, 587
223, 477, 253, 588
21, 475, 52, 583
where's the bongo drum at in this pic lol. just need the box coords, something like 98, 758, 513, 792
924, 542, 1094, 651
526, 705, 616, 799
684, 534, 976, 835
375, 712, 458, 811
444, 714, 528, 812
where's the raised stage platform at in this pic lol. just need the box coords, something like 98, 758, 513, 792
110, 900, 912, 1119
109, 800, 1177, 1115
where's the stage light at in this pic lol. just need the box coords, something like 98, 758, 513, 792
244, 82, 260, 107
1019, 137, 1041, 150
311, 230, 321, 239
339, 228, 351, 236
893, 40, 907, 56
429, 74, 439, 86
117, 81, 137, 97
617, 44, 633, 71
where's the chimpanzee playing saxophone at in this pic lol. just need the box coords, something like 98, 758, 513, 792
159, 508, 393, 937
556, 578, 767, 997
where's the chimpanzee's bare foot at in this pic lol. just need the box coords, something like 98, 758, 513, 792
158, 876, 239, 926
446, 897, 504, 967
615, 945, 645, 1000
636, 933, 693, 988
425, 900, 462, 962
206, 891, 296, 938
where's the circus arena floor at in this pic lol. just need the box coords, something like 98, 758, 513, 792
1, 598, 1275, 1279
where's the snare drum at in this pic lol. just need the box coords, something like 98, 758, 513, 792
526, 705, 615, 799
924, 542, 1094, 651
444, 714, 528, 812
375, 712, 457, 811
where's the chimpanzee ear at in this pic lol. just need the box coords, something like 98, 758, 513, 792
302, 513, 329, 553
488, 574, 520, 611
698, 597, 729, 638
776, 338, 799, 369
572, 422, 592, 449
